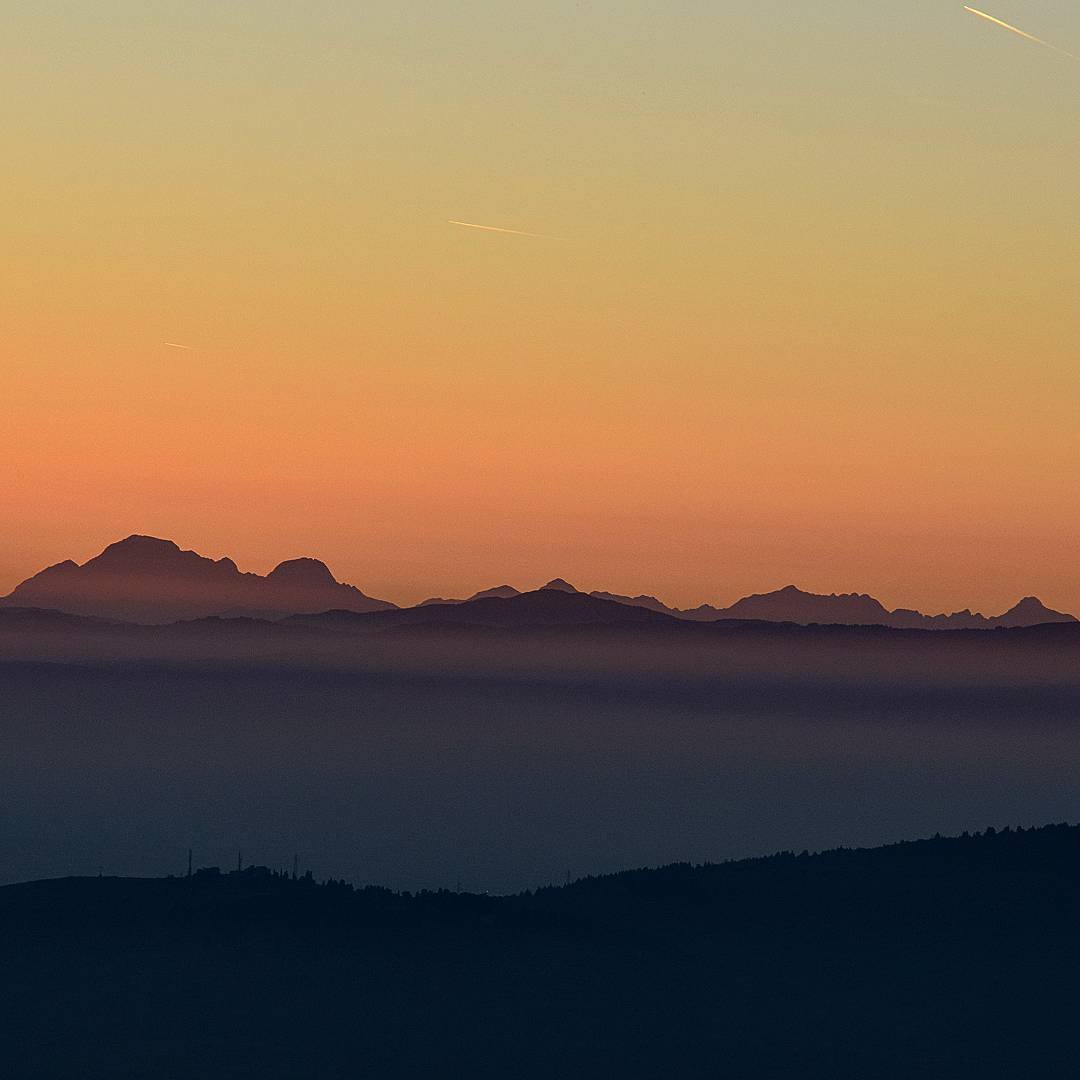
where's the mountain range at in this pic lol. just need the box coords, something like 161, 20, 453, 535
1, 535, 1075, 630
0, 535, 397, 624
592, 583, 1075, 630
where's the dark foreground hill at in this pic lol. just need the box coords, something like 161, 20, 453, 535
4, 825, 1079, 1079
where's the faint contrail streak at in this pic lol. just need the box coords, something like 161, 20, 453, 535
163, 342, 193, 350
962, 6, 1078, 60
449, 220, 568, 241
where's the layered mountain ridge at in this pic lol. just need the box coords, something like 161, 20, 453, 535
595, 582, 1075, 630
1, 535, 1075, 630
0, 535, 397, 624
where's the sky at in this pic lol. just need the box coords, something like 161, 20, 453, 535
2, 1, 1078, 613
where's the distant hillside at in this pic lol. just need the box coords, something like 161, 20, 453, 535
287, 586, 675, 632
4, 824, 1079, 1079
590, 590, 678, 614
418, 585, 521, 606
0, 535, 397, 623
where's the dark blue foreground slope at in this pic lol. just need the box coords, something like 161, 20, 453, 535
3, 825, 1079, 1078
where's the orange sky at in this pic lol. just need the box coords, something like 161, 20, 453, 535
2, 2, 1079, 614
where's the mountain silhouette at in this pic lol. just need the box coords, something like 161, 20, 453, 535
265, 557, 338, 588
994, 595, 1075, 628
596, 583, 1076, 630
2, 536, 1075, 629
0, 535, 397, 623
288, 585, 673, 633
589, 591, 678, 615
539, 578, 580, 593
718, 584, 891, 624
417, 585, 521, 607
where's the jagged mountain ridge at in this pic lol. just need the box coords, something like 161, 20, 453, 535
594, 583, 1076, 630
0, 535, 397, 624
1, 536, 1075, 629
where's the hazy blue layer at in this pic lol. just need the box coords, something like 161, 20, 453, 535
3, 665, 1077, 893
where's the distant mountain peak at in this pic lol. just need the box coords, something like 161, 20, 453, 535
717, 585, 893, 627
267, 558, 338, 588
1010, 596, 1051, 612
1, 535, 395, 623
540, 578, 579, 593
996, 596, 1076, 627
417, 585, 521, 607
96, 535, 181, 561
115, 534, 179, 550
469, 585, 520, 600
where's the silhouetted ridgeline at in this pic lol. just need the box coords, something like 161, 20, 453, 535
3, 597, 1080, 693
4, 826, 1080, 1078
2, 533, 1075, 629
0, 535, 397, 623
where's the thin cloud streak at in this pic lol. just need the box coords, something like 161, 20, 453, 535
163, 342, 193, 350
449, 220, 569, 241
962, 6, 1078, 60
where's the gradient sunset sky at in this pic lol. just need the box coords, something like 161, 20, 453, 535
4, 2, 1078, 613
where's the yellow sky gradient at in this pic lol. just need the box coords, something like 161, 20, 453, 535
2, 2, 1078, 612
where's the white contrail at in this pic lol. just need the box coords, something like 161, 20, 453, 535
963, 6, 1078, 60
448, 220, 568, 241
163, 342, 193, 350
